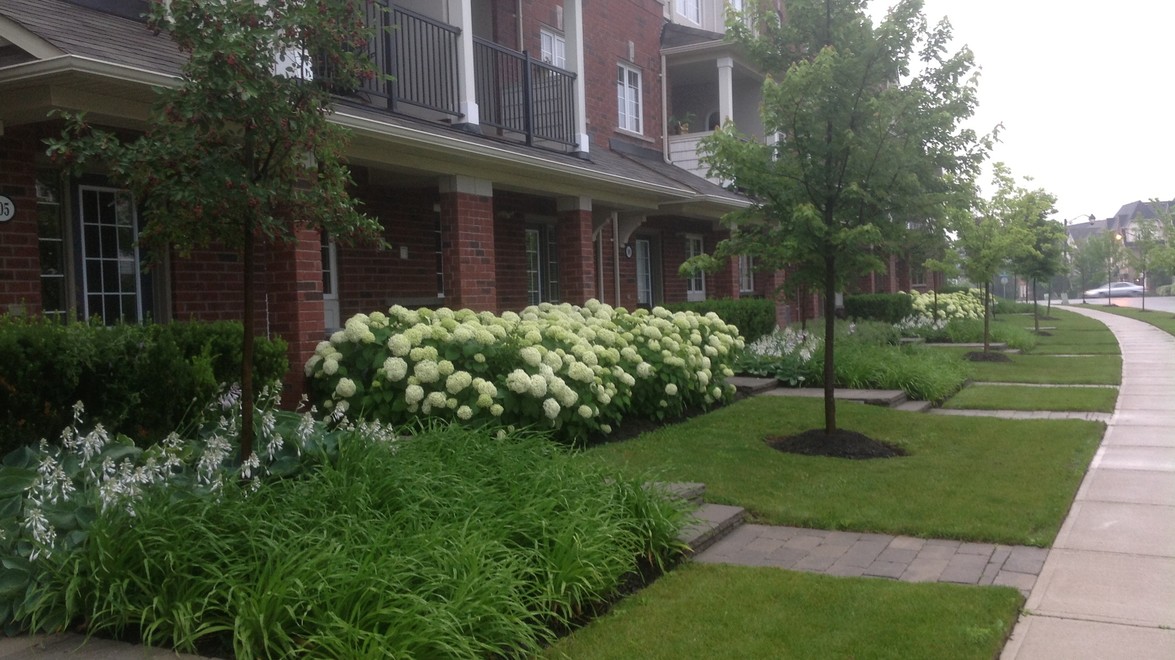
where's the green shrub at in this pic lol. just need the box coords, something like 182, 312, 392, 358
738, 322, 969, 402
0, 317, 286, 452
908, 289, 985, 321
897, 317, 1036, 351
1157, 284, 1175, 296
663, 298, 776, 344
843, 293, 913, 324
993, 298, 1035, 314
0, 402, 686, 657
305, 301, 743, 443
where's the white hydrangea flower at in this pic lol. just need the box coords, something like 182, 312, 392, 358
529, 374, 548, 397
542, 398, 561, 419
577, 405, 592, 419
387, 334, 411, 357
383, 357, 408, 382
457, 405, 473, 420
490, 404, 504, 417
506, 369, 531, 394
323, 358, 339, 376
425, 391, 448, 408
520, 346, 542, 367
665, 383, 678, 396
334, 378, 357, 399
446, 371, 472, 394
405, 384, 425, 405
413, 360, 440, 384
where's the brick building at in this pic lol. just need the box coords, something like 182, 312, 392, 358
1, 0, 891, 397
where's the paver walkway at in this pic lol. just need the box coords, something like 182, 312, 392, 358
697, 524, 1046, 594
1001, 306, 1175, 659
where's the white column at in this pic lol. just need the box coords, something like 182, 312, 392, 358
448, 0, 480, 127
564, 0, 589, 154
717, 56, 734, 125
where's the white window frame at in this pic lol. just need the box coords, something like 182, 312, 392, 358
678, 0, 700, 24
617, 63, 643, 134
685, 234, 705, 301
636, 238, 653, 307
321, 233, 341, 330
540, 28, 566, 69
78, 185, 143, 324
738, 254, 754, 293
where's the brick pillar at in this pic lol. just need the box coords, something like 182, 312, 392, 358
768, 269, 790, 328
266, 228, 324, 406
557, 196, 594, 304
0, 126, 43, 316
725, 255, 742, 300
440, 176, 496, 311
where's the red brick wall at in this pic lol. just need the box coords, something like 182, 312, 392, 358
0, 126, 44, 316
441, 190, 496, 311
266, 229, 324, 404
338, 185, 440, 316
171, 247, 252, 322
582, 0, 665, 151
557, 207, 594, 304
492, 191, 556, 311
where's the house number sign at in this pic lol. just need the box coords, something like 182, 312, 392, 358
0, 196, 14, 223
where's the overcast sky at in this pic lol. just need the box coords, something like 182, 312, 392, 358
870, 0, 1175, 223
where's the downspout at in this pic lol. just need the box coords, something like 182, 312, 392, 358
661, 52, 670, 162
613, 213, 623, 307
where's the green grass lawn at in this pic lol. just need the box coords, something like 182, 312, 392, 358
1027, 309, 1120, 354
590, 397, 1102, 546
964, 354, 1121, 384
546, 563, 1022, 660
1083, 305, 1175, 337
943, 384, 1118, 412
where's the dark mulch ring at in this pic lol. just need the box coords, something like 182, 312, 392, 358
765, 429, 908, 460
964, 350, 1013, 363
1033, 330, 1053, 336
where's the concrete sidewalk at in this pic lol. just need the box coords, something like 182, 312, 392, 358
1001, 306, 1175, 659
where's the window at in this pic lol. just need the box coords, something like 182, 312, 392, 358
78, 186, 143, 324
738, 254, 754, 293
526, 226, 560, 305
36, 176, 68, 322
617, 63, 642, 134
678, 0, 700, 23
685, 234, 705, 301
321, 233, 340, 330
636, 239, 653, 307
540, 29, 566, 69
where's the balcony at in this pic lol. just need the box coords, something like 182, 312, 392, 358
330, 2, 579, 152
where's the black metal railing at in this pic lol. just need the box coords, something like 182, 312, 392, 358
388, 5, 461, 117
473, 38, 577, 147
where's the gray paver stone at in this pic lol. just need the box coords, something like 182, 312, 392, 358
876, 547, 918, 563
978, 562, 1001, 586
888, 536, 925, 551
990, 545, 1012, 566
1004, 547, 1048, 574
838, 540, 890, 568
900, 557, 950, 582
956, 542, 996, 557
939, 553, 989, 584
756, 526, 805, 540
766, 547, 809, 568
993, 570, 1037, 594
794, 553, 841, 572
825, 561, 868, 577
745, 537, 786, 553
808, 543, 853, 559
863, 560, 907, 579
915, 544, 958, 561
822, 531, 862, 545
784, 534, 825, 551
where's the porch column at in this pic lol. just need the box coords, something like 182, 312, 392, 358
557, 196, 595, 304
564, 0, 589, 154
0, 126, 41, 316
439, 175, 496, 311
266, 227, 325, 406
447, 0, 480, 130
717, 56, 734, 125
726, 256, 742, 300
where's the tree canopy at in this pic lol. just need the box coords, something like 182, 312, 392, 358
699, 0, 987, 436
46, 0, 386, 457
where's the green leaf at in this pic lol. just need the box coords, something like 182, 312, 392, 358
0, 470, 37, 499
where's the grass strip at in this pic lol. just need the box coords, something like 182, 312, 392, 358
964, 354, 1121, 384
1080, 305, 1175, 337
944, 384, 1118, 412
545, 563, 1022, 660
590, 397, 1102, 546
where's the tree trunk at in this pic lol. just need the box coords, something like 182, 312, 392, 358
983, 281, 991, 353
1142, 275, 1147, 311
1032, 279, 1040, 333
823, 257, 837, 436
241, 216, 256, 460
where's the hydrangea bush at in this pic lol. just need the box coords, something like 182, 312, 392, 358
305, 300, 743, 442
905, 289, 985, 322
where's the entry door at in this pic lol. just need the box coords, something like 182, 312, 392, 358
686, 235, 705, 302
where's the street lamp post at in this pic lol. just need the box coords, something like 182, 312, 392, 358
1107, 231, 1122, 307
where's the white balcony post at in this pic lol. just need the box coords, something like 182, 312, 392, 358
448, 0, 480, 129
564, 0, 589, 154
717, 55, 734, 126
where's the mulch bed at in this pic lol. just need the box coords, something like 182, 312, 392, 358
765, 428, 907, 460
964, 351, 1012, 362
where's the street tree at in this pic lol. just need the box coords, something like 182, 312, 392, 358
949, 164, 1037, 353
46, 0, 386, 459
1126, 216, 1163, 311
1009, 192, 1062, 330
696, 0, 987, 439
1070, 237, 1105, 304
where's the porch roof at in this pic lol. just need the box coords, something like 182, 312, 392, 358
0, 0, 749, 220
